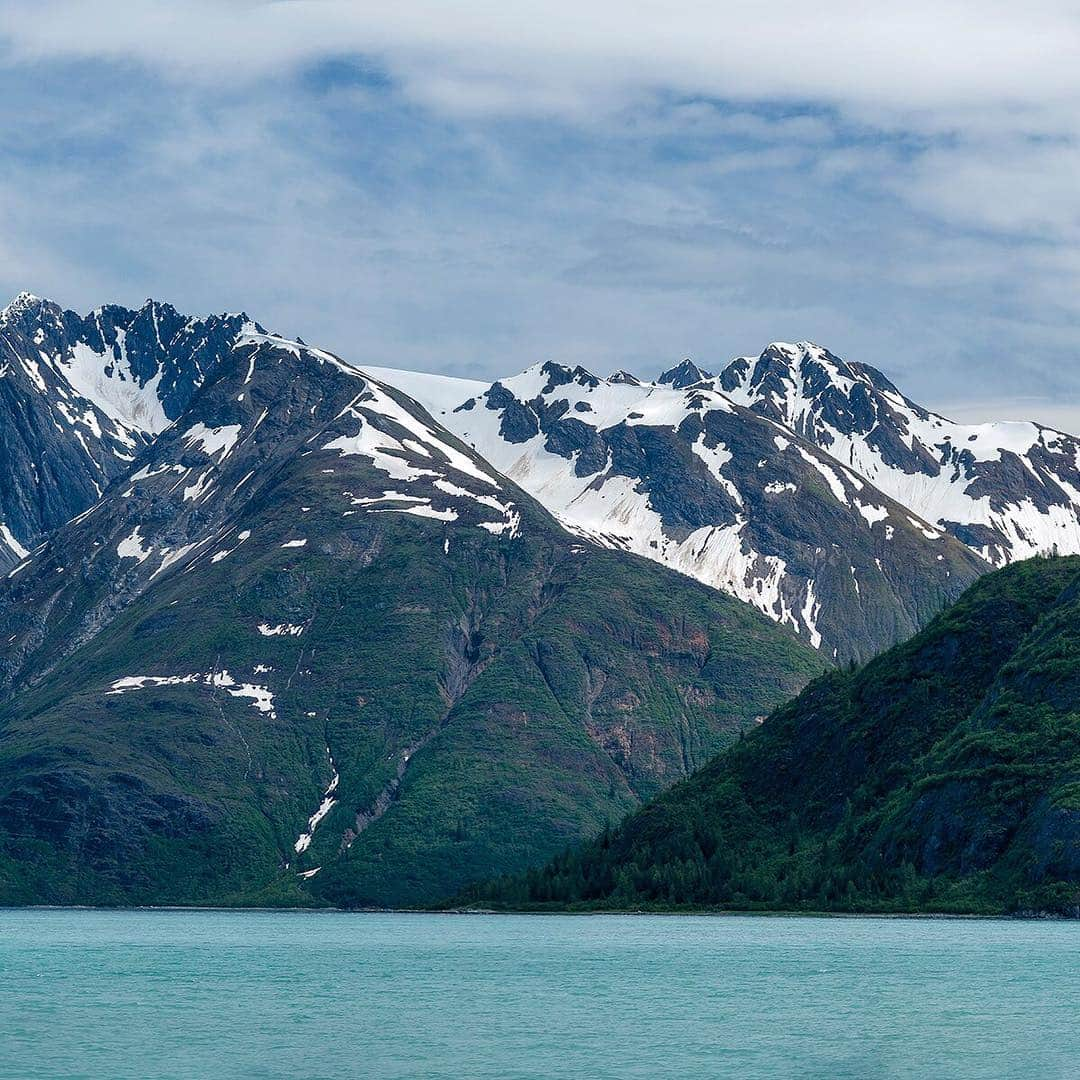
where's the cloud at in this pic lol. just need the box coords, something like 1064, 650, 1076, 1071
2, 2, 1079, 125
0, 3, 1077, 427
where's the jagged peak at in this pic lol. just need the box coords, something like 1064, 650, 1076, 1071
757, 341, 839, 368
657, 358, 713, 389
136, 297, 180, 318
721, 341, 867, 396
608, 369, 641, 386
6, 289, 42, 308
847, 360, 902, 396
752, 344, 924, 412
1, 291, 52, 323
497, 359, 601, 397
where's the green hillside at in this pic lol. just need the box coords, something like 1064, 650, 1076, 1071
462, 556, 1080, 916
0, 339, 822, 908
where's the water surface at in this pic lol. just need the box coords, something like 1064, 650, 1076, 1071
1, 910, 1076, 1078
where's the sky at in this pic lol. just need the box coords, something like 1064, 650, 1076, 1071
1, 1, 1079, 426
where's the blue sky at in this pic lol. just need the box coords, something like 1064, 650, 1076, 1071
2, 2, 1079, 425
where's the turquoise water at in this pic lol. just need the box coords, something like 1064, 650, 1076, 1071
1, 910, 1076, 1079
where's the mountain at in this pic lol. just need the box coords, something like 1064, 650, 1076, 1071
0, 294, 1006, 664
2, 292, 1075, 910
0, 292, 252, 568
373, 362, 986, 662
719, 341, 1080, 566
463, 556, 1080, 916
0, 324, 822, 908
657, 358, 712, 389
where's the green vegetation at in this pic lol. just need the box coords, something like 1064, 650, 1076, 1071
459, 556, 1080, 916
0, 457, 821, 908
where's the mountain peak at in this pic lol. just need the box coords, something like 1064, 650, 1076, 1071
657, 358, 712, 389
721, 341, 866, 404
748, 343, 906, 403
1, 291, 52, 324
5, 289, 42, 308
758, 340, 844, 372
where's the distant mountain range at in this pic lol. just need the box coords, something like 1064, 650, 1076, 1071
0, 292, 1077, 907
370, 341, 1080, 660
466, 555, 1080, 916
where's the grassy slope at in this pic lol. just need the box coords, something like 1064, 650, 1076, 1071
462, 556, 1080, 915
0, 460, 821, 908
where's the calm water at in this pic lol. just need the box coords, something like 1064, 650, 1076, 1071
1, 910, 1076, 1079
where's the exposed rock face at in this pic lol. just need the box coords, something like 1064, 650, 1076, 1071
12, 292, 1069, 662
658, 358, 712, 389
718, 341, 1080, 566
0, 293, 253, 566
2, 291, 1076, 912
377, 360, 985, 662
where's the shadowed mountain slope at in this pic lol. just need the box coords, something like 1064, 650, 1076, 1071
462, 556, 1080, 916
0, 292, 252, 567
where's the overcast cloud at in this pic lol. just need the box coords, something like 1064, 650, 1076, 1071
1, 2, 1078, 423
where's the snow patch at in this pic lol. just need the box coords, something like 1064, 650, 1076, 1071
117, 526, 152, 563
294, 750, 340, 854
182, 422, 242, 458
60, 340, 170, 433
0, 524, 28, 560
856, 502, 889, 526
257, 623, 305, 637
108, 669, 276, 718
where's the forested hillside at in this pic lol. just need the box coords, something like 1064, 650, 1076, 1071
462, 556, 1080, 916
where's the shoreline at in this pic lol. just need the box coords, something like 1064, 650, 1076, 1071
1, 904, 1072, 920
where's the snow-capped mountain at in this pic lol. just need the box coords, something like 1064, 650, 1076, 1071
5, 290, 1077, 908
0, 293, 253, 566
657, 358, 713, 389
0, 318, 819, 908
368, 361, 985, 661
0, 323, 527, 687
8, 290, 1078, 662
718, 341, 1080, 566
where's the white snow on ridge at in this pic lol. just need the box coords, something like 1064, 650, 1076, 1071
800, 580, 822, 649
183, 470, 215, 502
855, 502, 889, 526
322, 374, 522, 536
720, 341, 1080, 565
151, 542, 200, 578
129, 462, 184, 483
375, 500, 458, 522
211, 529, 251, 563
368, 362, 852, 643
333, 376, 501, 489
362, 366, 487, 417
794, 444, 849, 504
257, 622, 305, 637
58, 340, 171, 434
117, 526, 152, 563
